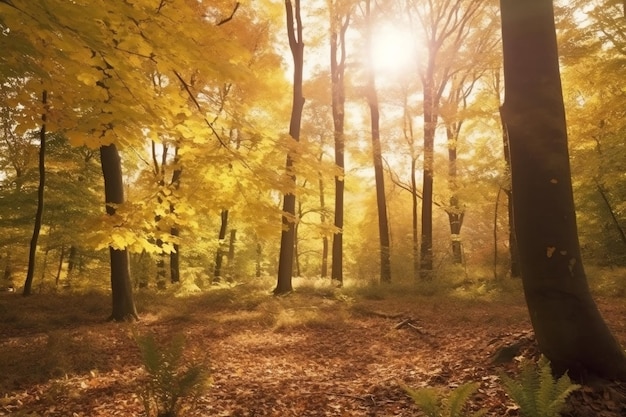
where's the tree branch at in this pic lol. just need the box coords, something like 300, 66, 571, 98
217, 2, 240, 26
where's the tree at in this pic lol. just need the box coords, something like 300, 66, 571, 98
364, 0, 392, 283
22, 90, 46, 296
275, 0, 305, 295
329, 0, 352, 286
100, 143, 138, 321
500, 0, 626, 379
407, 0, 483, 278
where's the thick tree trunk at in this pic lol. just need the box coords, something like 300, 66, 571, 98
500, 0, 626, 379
23, 90, 47, 297
330, 5, 349, 286
275, 0, 304, 295
100, 143, 138, 321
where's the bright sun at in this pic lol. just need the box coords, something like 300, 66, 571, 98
370, 24, 417, 75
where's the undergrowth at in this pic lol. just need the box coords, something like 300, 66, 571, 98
500, 356, 580, 417
134, 330, 210, 417
401, 381, 487, 417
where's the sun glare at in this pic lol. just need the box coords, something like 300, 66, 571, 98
370, 24, 417, 75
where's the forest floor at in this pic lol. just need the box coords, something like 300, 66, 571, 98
1, 277, 626, 416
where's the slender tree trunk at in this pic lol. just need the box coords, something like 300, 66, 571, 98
446, 126, 464, 264
420, 74, 436, 279
23, 90, 47, 297
275, 0, 305, 295
169, 160, 182, 284
500, 0, 626, 379
55, 245, 65, 288
214, 209, 229, 283
228, 228, 236, 279
365, 0, 391, 283
411, 157, 420, 279
294, 211, 301, 278
100, 143, 138, 321
67, 245, 77, 276
330, 4, 350, 286
318, 166, 328, 278
596, 182, 626, 247
152, 141, 168, 289
256, 240, 262, 278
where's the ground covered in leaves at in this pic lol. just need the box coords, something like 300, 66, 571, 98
1, 278, 626, 416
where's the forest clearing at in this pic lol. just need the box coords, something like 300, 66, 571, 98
1, 276, 626, 417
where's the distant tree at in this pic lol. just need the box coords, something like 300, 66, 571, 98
500, 0, 626, 379
407, 0, 483, 278
23, 90, 47, 296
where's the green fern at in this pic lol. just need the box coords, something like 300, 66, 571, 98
401, 382, 487, 417
500, 357, 581, 417
134, 331, 209, 417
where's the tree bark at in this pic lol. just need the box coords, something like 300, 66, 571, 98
500, 0, 626, 379
100, 143, 138, 321
23, 90, 47, 297
275, 0, 304, 295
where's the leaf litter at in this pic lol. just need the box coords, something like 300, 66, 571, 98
1, 291, 625, 416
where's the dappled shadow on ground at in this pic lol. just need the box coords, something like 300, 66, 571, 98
1, 286, 625, 416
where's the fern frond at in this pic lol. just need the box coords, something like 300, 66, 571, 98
447, 382, 479, 417
401, 383, 441, 417
500, 356, 581, 417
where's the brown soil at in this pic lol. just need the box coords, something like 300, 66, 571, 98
1, 286, 625, 416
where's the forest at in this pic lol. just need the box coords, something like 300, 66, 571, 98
1, 0, 626, 416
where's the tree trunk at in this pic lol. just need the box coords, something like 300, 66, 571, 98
23, 90, 47, 297
214, 209, 229, 283
318, 163, 328, 278
365, 0, 391, 283
275, 0, 304, 295
330, 4, 350, 286
100, 143, 138, 321
420, 74, 436, 279
411, 157, 420, 279
446, 126, 464, 264
152, 140, 168, 289
67, 245, 77, 276
228, 228, 236, 279
500, 0, 626, 379
55, 245, 65, 288
169, 161, 182, 284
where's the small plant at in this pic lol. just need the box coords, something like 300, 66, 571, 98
500, 356, 581, 417
401, 381, 487, 417
134, 331, 209, 417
